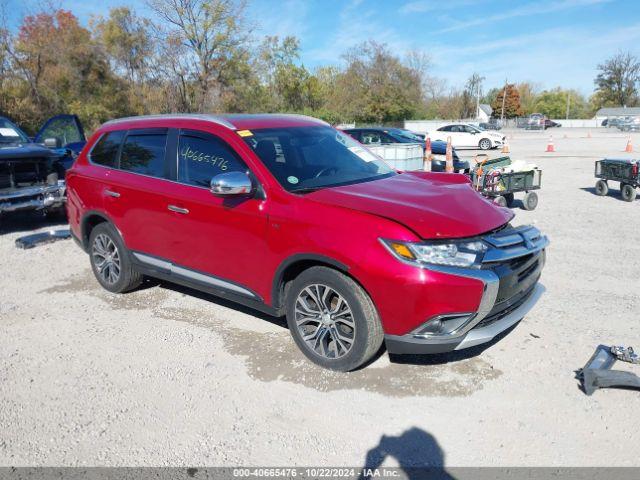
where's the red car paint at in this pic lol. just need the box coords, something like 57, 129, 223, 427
66, 114, 518, 337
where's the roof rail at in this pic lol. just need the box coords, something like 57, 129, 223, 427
103, 114, 236, 130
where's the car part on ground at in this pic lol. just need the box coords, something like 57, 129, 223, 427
14, 228, 71, 249
594, 158, 639, 202
67, 113, 547, 371
577, 345, 640, 395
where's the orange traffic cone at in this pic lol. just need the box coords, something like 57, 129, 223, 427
423, 137, 432, 171
445, 136, 454, 172
625, 137, 633, 153
501, 140, 510, 154
546, 135, 555, 153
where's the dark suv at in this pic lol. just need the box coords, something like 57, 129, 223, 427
67, 114, 548, 371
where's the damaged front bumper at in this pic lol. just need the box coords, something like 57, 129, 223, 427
0, 180, 66, 214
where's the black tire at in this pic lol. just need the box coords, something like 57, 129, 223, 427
494, 195, 507, 207
595, 180, 608, 196
479, 138, 492, 150
503, 193, 515, 207
285, 266, 383, 372
523, 191, 539, 210
621, 183, 637, 202
88, 222, 142, 293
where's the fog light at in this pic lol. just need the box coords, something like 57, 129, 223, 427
412, 313, 474, 337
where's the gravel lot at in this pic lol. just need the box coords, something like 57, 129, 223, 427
1, 127, 639, 468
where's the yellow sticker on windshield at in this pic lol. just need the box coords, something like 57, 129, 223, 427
237, 130, 253, 137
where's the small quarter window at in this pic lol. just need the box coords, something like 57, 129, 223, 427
120, 133, 168, 178
90, 131, 125, 168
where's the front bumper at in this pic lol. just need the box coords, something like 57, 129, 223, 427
385, 225, 548, 355
0, 181, 66, 214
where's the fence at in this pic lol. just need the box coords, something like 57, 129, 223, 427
404, 118, 601, 134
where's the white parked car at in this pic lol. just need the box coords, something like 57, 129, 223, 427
429, 123, 506, 150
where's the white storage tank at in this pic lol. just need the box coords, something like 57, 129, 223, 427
367, 143, 423, 171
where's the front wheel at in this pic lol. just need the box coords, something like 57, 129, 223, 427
286, 266, 383, 372
479, 138, 492, 150
621, 183, 637, 202
595, 180, 608, 196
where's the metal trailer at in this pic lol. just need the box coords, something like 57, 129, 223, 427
594, 158, 639, 202
471, 169, 542, 210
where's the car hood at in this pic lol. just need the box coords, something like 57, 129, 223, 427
0, 143, 58, 161
307, 172, 513, 239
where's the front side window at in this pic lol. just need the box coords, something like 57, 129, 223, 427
90, 131, 125, 168
120, 133, 167, 178
178, 133, 247, 188
244, 126, 395, 192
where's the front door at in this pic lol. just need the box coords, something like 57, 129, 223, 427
160, 128, 270, 300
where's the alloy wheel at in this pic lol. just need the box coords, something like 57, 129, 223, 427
92, 233, 121, 285
294, 284, 356, 359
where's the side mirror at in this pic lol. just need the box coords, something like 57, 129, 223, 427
44, 137, 61, 148
210, 171, 254, 196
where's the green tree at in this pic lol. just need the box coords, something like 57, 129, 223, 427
534, 88, 587, 119
594, 51, 640, 107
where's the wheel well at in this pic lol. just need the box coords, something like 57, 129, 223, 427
272, 258, 349, 315
81, 214, 109, 249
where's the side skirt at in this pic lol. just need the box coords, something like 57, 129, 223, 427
130, 252, 280, 318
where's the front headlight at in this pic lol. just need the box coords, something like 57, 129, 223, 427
381, 238, 487, 268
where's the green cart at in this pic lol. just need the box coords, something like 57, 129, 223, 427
471, 169, 542, 210
594, 159, 639, 202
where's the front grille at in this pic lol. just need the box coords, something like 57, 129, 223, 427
0, 159, 50, 189
474, 224, 548, 330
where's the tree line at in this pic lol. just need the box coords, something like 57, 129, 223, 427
0, 0, 639, 134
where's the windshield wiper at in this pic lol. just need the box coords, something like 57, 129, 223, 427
290, 186, 324, 194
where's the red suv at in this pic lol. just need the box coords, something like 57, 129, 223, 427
66, 114, 548, 371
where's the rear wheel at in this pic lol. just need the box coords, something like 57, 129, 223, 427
89, 223, 142, 293
523, 191, 539, 210
595, 180, 608, 196
479, 138, 492, 150
621, 183, 637, 202
286, 266, 383, 372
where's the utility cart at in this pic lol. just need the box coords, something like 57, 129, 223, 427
471, 168, 542, 210
594, 158, 639, 202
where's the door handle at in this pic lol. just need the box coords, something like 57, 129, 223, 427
168, 205, 189, 214
104, 189, 120, 198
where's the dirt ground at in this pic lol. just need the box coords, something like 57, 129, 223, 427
1, 127, 639, 467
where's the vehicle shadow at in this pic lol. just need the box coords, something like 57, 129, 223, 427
359, 427, 454, 479
0, 211, 67, 235
135, 277, 521, 369
580, 186, 634, 200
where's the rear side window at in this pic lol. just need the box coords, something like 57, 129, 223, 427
178, 133, 247, 188
90, 131, 125, 167
120, 133, 168, 178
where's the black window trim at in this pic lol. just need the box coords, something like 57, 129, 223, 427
88, 128, 177, 184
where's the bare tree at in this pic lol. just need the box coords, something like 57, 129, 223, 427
595, 51, 640, 107
146, 0, 251, 111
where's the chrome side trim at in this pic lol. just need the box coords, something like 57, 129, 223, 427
132, 252, 255, 298
454, 284, 545, 350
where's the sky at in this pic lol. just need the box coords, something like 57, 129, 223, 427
6, 0, 640, 95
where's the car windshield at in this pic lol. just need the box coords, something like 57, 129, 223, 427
0, 118, 30, 144
243, 126, 396, 192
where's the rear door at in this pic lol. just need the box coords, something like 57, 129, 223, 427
97, 128, 178, 260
